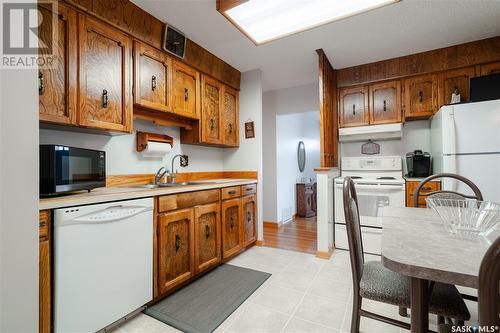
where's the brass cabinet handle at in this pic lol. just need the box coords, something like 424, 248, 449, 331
422, 186, 432, 191
383, 100, 387, 111
419, 91, 423, 102
352, 104, 356, 115
229, 123, 233, 134
205, 224, 210, 239
228, 190, 236, 195
210, 118, 215, 130
245, 187, 252, 192
151, 75, 156, 91
184, 88, 189, 101
175, 234, 181, 251
247, 211, 252, 223
230, 217, 235, 229
38, 71, 44, 95
102, 89, 109, 108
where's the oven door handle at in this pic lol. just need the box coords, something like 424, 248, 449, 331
335, 184, 404, 190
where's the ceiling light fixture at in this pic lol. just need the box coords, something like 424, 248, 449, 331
217, 0, 400, 45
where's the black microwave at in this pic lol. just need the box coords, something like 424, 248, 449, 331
40, 145, 105, 196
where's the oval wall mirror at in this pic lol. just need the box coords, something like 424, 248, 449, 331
297, 141, 306, 172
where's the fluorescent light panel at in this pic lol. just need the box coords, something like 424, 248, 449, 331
225, 0, 398, 44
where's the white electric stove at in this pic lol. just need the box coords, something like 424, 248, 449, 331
334, 156, 405, 255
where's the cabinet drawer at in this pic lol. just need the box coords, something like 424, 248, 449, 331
222, 186, 241, 200
158, 189, 220, 213
39, 211, 50, 241
240, 184, 256, 196
406, 181, 440, 207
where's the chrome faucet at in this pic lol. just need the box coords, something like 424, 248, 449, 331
154, 167, 169, 185
170, 154, 188, 183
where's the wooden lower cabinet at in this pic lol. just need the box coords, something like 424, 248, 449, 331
241, 195, 257, 247
39, 211, 51, 333
194, 203, 221, 274
158, 209, 195, 295
406, 180, 441, 208
221, 198, 242, 259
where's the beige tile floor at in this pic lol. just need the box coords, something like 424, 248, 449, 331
112, 247, 478, 333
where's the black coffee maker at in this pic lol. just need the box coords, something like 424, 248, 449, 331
406, 150, 431, 177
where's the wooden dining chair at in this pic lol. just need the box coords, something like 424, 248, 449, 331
413, 173, 483, 207
478, 236, 500, 328
343, 177, 471, 333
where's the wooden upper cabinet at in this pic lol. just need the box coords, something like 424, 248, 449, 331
241, 194, 256, 247
339, 86, 369, 127
222, 85, 239, 147
38, 3, 77, 125
221, 198, 242, 259
158, 209, 194, 295
194, 203, 221, 274
134, 41, 172, 112
172, 60, 200, 119
404, 74, 437, 119
479, 61, 500, 76
201, 75, 223, 144
438, 67, 476, 107
369, 81, 401, 125
78, 15, 133, 133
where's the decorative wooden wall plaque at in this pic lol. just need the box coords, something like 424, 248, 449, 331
245, 121, 255, 139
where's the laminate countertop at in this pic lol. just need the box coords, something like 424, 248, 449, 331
39, 179, 257, 210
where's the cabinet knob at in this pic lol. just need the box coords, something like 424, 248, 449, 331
230, 216, 235, 229
383, 100, 387, 111
38, 71, 44, 96
229, 123, 233, 134
247, 211, 252, 223
184, 88, 189, 101
151, 75, 156, 91
228, 190, 236, 195
205, 224, 210, 239
175, 234, 181, 251
210, 118, 215, 130
419, 91, 423, 103
102, 89, 109, 108
352, 104, 356, 115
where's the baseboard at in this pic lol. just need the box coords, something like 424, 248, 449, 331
263, 221, 280, 229
315, 245, 335, 259
255, 240, 265, 246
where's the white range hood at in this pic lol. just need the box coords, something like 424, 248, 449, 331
339, 123, 403, 142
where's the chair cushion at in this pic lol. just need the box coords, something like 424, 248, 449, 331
360, 261, 471, 320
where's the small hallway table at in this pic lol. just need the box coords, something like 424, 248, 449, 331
379, 206, 496, 333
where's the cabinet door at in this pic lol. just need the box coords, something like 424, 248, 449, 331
38, 3, 77, 125
241, 195, 256, 247
39, 211, 51, 333
221, 198, 242, 259
438, 67, 475, 107
339, 86, 369, 127
222, 85, 239, 147
78, 15, 132, 133
158, 209, 194, 295
173, 60, 200, 119
404, 74, 437, 119
369, 81, 402, 124
201, 75, 223, 144
479, 61, 500, 76
134, 41, 172, 112
194, 203, 221, 274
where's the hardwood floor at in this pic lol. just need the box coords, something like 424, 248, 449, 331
263, 216, 317, 254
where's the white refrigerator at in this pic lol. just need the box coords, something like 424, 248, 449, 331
430, 100, 500, 203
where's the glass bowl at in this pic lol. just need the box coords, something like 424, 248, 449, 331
426, 198, 500, 238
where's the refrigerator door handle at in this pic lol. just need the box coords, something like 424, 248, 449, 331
448, 110, 457, 155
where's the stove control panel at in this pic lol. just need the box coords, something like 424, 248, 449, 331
342, 156, 402, 171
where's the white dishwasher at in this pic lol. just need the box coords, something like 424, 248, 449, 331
54, 197, 153, 333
